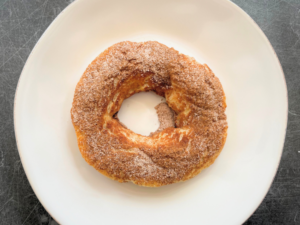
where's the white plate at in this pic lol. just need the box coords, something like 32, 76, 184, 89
14, 0, 288, 224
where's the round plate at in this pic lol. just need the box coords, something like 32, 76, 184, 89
14, 0, 288, 224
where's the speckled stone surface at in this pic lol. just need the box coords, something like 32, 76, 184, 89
0, 0, 299, 224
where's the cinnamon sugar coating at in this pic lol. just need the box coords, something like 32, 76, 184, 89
71, 41, 227, 187
150, 102, 175, 136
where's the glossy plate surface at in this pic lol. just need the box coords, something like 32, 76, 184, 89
14, 0, 287, 224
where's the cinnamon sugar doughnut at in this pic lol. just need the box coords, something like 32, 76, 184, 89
71, 41, 227, 187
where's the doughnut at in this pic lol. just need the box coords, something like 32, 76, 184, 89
71, 41, 228, 187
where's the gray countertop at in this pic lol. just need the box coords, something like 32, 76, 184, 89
0, 0, 299, 224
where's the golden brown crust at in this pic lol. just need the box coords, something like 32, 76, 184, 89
71, 41, 228, 187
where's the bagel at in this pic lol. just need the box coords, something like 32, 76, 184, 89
71, 41, 227, 187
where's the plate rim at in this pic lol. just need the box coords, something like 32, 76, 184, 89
13, 0, 288, 224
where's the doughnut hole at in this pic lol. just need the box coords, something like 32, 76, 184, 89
117, 91, 167, 136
